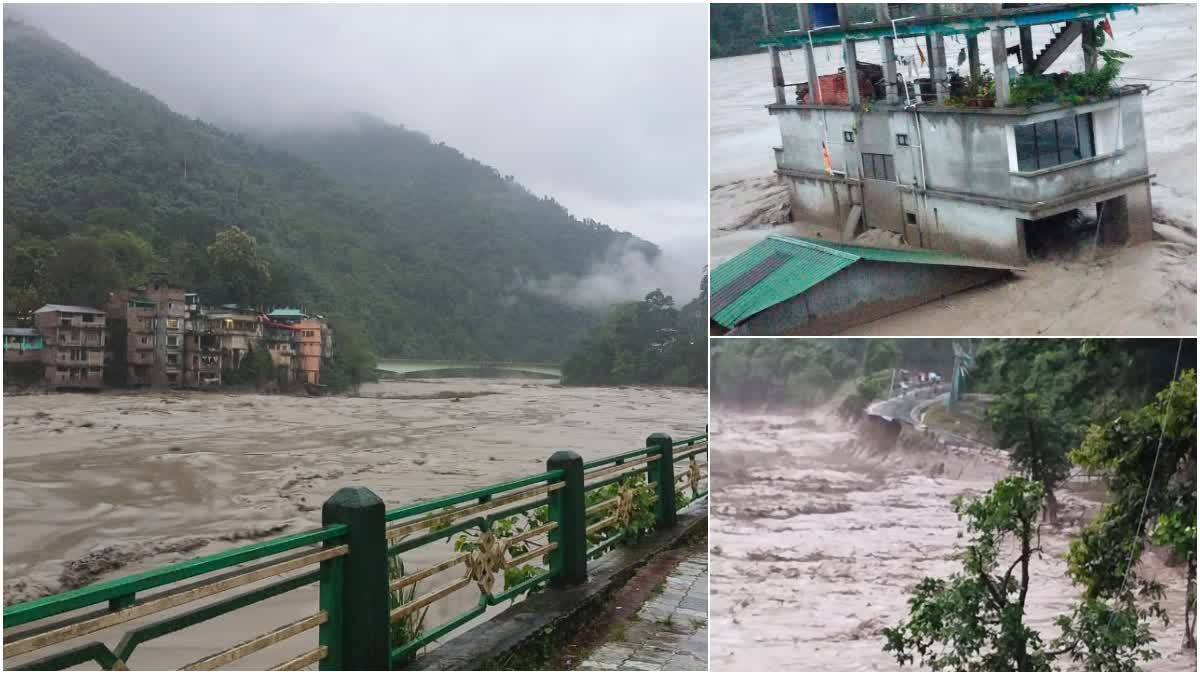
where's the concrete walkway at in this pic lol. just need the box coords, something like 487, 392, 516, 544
577, 549, 708, 671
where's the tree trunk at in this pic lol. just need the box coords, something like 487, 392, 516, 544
1186, 558, 1197, 650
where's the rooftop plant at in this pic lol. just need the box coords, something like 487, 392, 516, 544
1010, 27, 1130, 107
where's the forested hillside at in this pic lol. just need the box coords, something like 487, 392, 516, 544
3, 20, 656, 360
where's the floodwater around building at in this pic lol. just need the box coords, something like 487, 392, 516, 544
708, 410, 1196, 672
3, 377, 704, 668
711, 3, 1197, 335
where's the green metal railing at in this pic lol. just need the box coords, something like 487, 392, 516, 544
2, 430, 707, 671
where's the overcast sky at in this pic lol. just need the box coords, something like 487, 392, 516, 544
10, 4, 708, 258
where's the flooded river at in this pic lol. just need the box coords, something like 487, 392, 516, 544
3, 377, 704, 668
710, 4, 1197, 335
709, 410, 1195, 672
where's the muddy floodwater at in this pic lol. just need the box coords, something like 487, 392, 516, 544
709, 411, 1195, 672
3, 377, 704, 669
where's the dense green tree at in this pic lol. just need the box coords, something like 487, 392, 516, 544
206, 226, 271, 306
322, 316, 379, 392
560, 287, 704, 388
883, 476, 1157, 671
1068, 368, 1197, 648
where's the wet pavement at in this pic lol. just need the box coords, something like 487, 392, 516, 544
577, 549, 708, 671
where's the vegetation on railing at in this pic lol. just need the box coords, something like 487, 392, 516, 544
3, 431, 706, 671
945, 72, 996, 108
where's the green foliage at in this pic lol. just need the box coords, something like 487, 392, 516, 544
206, 226, 271, 307
321, 315, 378, 391
222, 345, 274, 387
3, 20, 658, 361
585, 475, 658, 553
883, 477, 1158, 671
560, 289, 705, 388
1009, 46, 1129, 107
712, 338, 952, 411
974, 339, 1192, 519
454, 510, 549, 596
387, 555, 428, 661
1067, 369, 1196, 644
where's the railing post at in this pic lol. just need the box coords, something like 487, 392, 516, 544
546, 450, 587, 587
646, 433, 676, 528
320, 487, 389, 670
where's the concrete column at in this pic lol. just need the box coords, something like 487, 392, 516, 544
1018, 26, 1035, 74
837, 5, 860, 107
797, 4, 819, 103
877, 4, 899, 104
930, 32, 949, 102
763, 4, 786, 105
1082, 20, 1098, 73
991, 26, 1010, 107
844, 40, 861, 106
966, 33, 981, 81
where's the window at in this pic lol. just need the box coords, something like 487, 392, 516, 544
843, 130, 856, 143
166, 319, 179, 329
82, 314, 95, 323
1014, 113, 1095, 172
167, 354, 179, 366
896, 133, 909, 146
861, 153, 896, 181
167, 335, 180, 347
905, 212, 917, 225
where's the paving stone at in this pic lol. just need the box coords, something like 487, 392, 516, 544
575, 548, 708, 671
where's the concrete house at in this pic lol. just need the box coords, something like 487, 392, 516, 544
106, 275, 187, 388
3, 327, 44, 364
208, 305, 263, 372
182, 293, 222, 389
267, 309, 330, 385
759, 3, 1151, 265
33, 304, 106, 389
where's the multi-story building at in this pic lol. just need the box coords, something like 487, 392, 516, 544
106, 274, 187, 388
757, 3, 1150, 266
33, 304, 106, 389
208, 305, 263, 371
261, 316, 299, 384
268, 309, 330, 385
182, 293, 222, 388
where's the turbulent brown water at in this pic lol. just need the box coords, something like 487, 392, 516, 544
3, 378, 705, 669
709, 410, 1195, 672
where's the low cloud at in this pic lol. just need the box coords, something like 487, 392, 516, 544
520, 237, 705, 310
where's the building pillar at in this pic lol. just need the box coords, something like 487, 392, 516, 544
930, 32, 949, 102
991, 26, 1010, 107
838, 5, 860, 107
763, 4, 786, 105
797, 4, 819, 103
876, 4, 899, 104
1082, 20, 1098, 73
1018, 25, 1035, 74
966, 33, 981, 81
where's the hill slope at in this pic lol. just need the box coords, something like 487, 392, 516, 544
3, 20, 655, 360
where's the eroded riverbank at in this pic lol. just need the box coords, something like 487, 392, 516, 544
709, 411, 1195, 672
3, 377, 705, 668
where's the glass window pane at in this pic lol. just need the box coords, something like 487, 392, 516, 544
1015, 124, 1038, 172
1057, 115, 1080, 163
883, 154, 895, 181
1035, 120, 1059, 169
862, 154, 874, 179
873, 154, 885, 179
1077, 114, 1095, 159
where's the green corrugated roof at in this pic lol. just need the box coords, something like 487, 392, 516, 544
711, 235, 1016, 328
790, 237, 1016, 270
711, 237, 857, 329
268, 308, 305, 317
